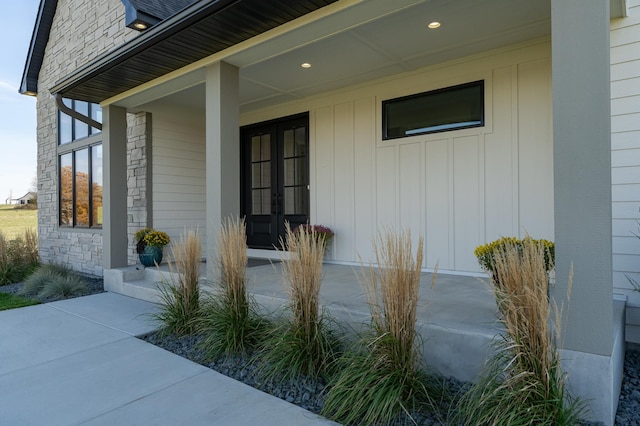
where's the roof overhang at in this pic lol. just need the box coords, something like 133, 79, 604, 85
19, 0, 58, 96
49, 0, 339, 104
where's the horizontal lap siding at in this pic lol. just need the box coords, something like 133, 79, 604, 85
611, 5, 640, 304
152, 109, 206, 254
241, 41, 553, 273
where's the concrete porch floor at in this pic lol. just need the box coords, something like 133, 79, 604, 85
105, 261, 501, 381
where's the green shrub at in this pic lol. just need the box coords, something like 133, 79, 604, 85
19, 263, 88, 300
153, 229, 202, 336
198, 217, 268, 360
322, 229, 444, 425
19, 264, 71, 296
38, 275, 88, 301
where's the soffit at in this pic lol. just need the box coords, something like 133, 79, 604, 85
133, 0, 552, 113
51, 0, 339, 103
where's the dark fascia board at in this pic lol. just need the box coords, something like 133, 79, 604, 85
50, 0, 238, 97
19, 0, 58, 95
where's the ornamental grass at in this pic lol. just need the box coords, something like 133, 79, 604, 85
198, 217, 268, 359
322, 229, 445, 425
0, 229, 39, 285
452, 237, 584, 425
154, 228, 202, 336
256, 222, 341, 383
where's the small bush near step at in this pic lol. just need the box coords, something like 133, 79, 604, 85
19, 264, 89, 301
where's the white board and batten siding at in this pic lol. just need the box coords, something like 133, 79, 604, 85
151, 106, 207, 255
611, 1, 640, 342
241, 40, 554, 273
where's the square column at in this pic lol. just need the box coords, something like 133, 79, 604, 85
552, 1, 623, 424
205, 61, 240, 279
102, 105, 129, 269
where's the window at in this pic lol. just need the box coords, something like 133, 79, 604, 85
58, 99, 102, 145
58, 99, 103, 228
382, 81, 484, 140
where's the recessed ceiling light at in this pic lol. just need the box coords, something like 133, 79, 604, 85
301, 63, 312, 69
133, 22, 148, 30
428, 21, 441, 29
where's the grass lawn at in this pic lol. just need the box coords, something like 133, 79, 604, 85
0, 292, 40, 311
0, 204, 37, 239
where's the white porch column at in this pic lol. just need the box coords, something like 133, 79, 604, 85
102, 105, 129, 269
552, 2, 623, 424
205, 61, 240, 280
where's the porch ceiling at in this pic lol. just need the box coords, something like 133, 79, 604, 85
129, 0, 553, 113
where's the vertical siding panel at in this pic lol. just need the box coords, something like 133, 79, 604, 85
454, 136, 481, 271
399, 142, 424, 259
517, 58, 554, 239
376, 146, 397, 229
333, 102, 355, 261
484, 66, 515, 241
425, 139, 450, 269
353, 97, 376, 260
313, 106, 335, 227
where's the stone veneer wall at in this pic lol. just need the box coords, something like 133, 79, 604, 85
35, 0, 142, 276
127, 112, 152, 264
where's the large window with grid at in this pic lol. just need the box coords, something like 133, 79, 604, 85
58, 99, 103, 228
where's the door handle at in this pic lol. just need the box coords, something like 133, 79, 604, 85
271, 193, 278, 215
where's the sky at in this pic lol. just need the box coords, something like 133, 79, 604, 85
0, 0, 40, 203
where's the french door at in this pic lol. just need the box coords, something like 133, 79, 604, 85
241, 113, 309, 248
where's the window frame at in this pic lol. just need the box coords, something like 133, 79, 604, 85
381, 80, 485, 141
57, 98, 103, 230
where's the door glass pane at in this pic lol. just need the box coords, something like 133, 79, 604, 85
284, 129, 294, 157
284, 186, 309, 215
91, 145, 103, 227
251, 136, 261, 162
284, 158, 307, 186
261, 189, 271, 215
294, 127, 306, 156
75, 148, 90, 227
252, 163, 262, 187
60, 153, 73, 226
261, 134, 270, 161
261, 162, 270, 188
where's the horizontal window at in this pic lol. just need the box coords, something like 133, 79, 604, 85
382, 81, 484, 140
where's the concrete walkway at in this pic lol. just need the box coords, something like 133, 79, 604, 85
0, 292, 335, 425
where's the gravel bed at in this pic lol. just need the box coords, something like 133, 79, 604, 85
142, 330, 640, 425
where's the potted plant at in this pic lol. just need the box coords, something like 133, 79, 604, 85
293, 224, 334, 250
474, 236, 554, 286
135, 227, 170, 267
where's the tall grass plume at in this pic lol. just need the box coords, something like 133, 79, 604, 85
452, 237, 584, 425
323, 229, 444, 425
199, 217, 267, 359
154, 229, 202, 336
256, 222, 341, 383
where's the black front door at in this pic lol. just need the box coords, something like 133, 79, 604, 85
241, 113, 309, 248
